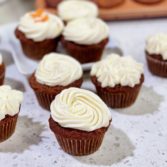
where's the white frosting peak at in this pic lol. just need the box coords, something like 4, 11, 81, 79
18, 9, 64, 42
0, 85, 23, 121
91, 54, 144, 88
63, 17, 109, 45
146, 33, 167, 60
35, 53, 83, 86
58, 0, 98, 22
51, 88, 111, 132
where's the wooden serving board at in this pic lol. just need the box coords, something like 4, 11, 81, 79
35, 0, 167, 21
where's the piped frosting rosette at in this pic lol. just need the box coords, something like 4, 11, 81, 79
51, 88, 111, 132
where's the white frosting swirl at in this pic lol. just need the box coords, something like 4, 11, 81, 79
63, 17, 109, 45
18, 10, 64, 42
0, 53, 3, 64
58, 0, 98, 22
91, 54, 144, 88
51, 88, 111, 132
35, 53, 83, 86
146, 33, 167, 60
0, 85, 23, 121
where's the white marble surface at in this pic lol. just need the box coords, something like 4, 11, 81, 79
0, 19, 167, 167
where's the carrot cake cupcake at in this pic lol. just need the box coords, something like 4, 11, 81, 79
91, 54, 144, 108
0, 53, 5, 85
146, 33, 167, 77
29, 53, 83, 110
15, 9, 64, 60
62, 17, 109, 64
0, 85, 23, 142
49, 87, 112, 156
58, 0, 98, 23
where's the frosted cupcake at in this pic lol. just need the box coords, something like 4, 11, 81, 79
146, 33, 167, 77
0, 85, 23, 142
29, 53, 83, 110
49, 88, 112, 156
15, 9, 64, 60
58, 0, 98, 23
62, 17, 109, 64
0, 53, 5, 85
91, 54, 144, 108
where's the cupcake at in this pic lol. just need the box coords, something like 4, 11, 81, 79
15, 9, 64, 60
0, 85, 23, 142
134, 0, 163, 4
93, 0, 124, 8
29, 53, 83, 110
62, 17, 109, 64
58, 0, 98, 23
49, 87, 112, 156
0, 53, 5, 85
145, 33, 167, 77
91, 54, 144, 108
46, 0, 62, 8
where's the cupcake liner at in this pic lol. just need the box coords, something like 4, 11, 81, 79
0, 63, 5, 85
91, 75, 144, 108
61, 37, 109, 64
93, 0, 124, 8
0, 114, 18, 143
29, 74, 83, 110
49, 117, 109, 156
134, 0, 163, 4
146, 54, 167, 77
46, 0, 62, 7
15, 28, 60, 60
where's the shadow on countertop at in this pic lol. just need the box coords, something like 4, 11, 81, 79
75, 126, 135, 166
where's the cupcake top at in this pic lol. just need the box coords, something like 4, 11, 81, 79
0, 85, 23, 121
63, 17, 109, 45
0, 53, 3, 64
91, 54, 144, 88
51, 88, 111, 132
146, 33, 167, 60
18, 9, 64, 42
58, 0, 98, 22
35, 53, 83, 87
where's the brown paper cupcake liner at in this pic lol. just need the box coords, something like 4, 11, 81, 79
15, 28, 60, 60
146, 54, 167, 77
0, 63, 5, 85
0, 114, 18, 143
92, 0, 124, 8
61, 37, 109, 64
91, 75, 144, 108
29, 74, 83, 110
49, 117, 109, 156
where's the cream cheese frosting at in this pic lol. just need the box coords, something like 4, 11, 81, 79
58, 0, 98, 22
18, 9, 64, 42
35, 53, 83, 86
91, 54, 144, 88
0, 85, 23, 121
51, 88, 111, 132
0, 53, 3, 64
146, 33, 167, 60
63, 17, 109, 45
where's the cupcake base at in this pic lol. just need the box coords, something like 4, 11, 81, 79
93, 0, 124, 8
49, 117, 110, 156
146, 53, 167, 77
134, 0, 163, 4
29, 74, 83, 110
0, 63, 5, 85
46, 0, 62, 7
15, 28, 60, 60
61, 37, 109, 64
91, 75, 144, 108
0, 114, 18, 143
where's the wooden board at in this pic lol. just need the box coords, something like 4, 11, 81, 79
35, 0, 167, 21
